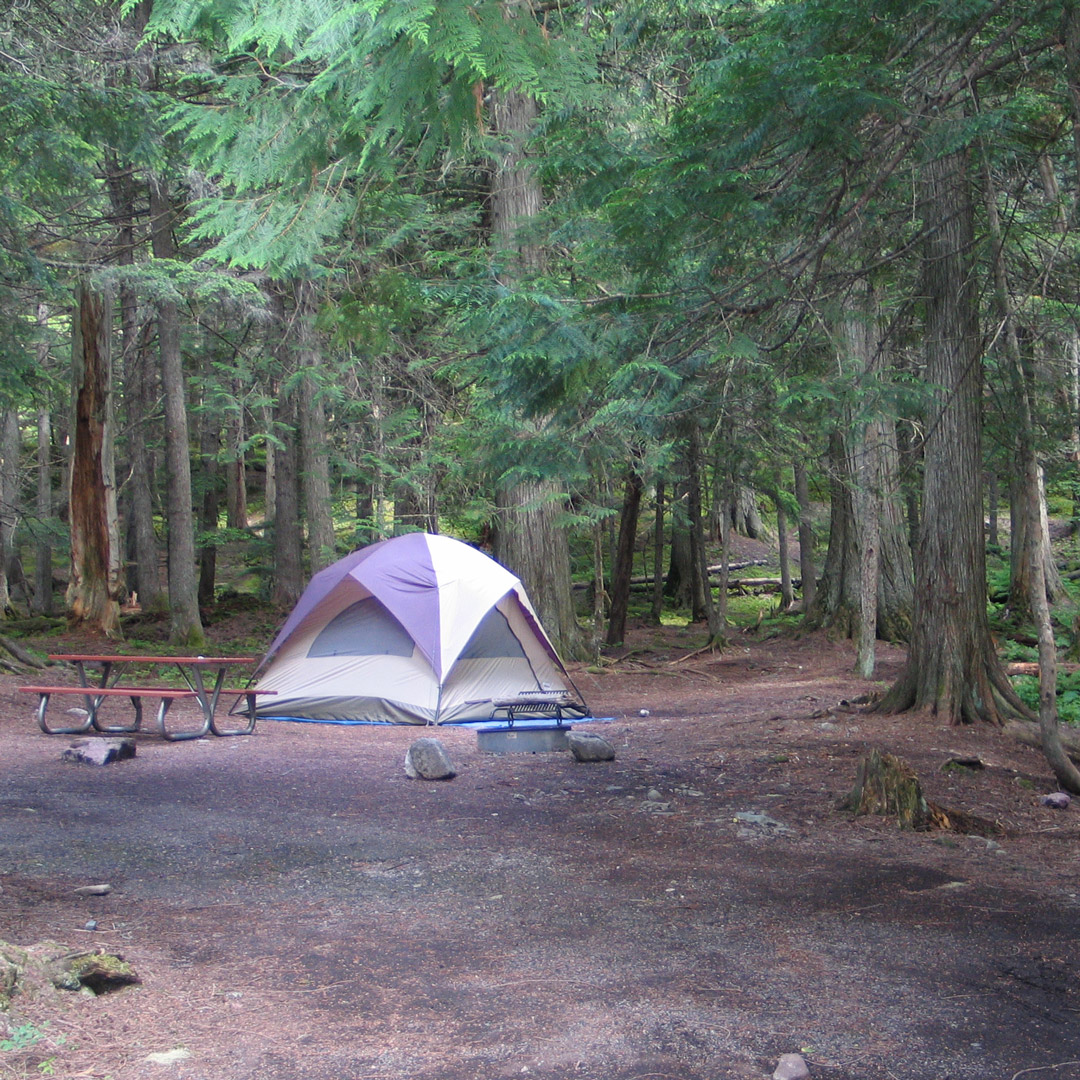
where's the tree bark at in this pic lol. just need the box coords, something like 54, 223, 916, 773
269, 289, 304, 608
150, 175, 203, 646
66, 285, 123, 638
842, 282, 883, 677
774, 491, 794, 610
493, 478, 583, 658
665, 481, 693, 607
591, 520, 606, 648
487, 83, 583, 658
0, 408, 20, 613
1008, 466, 1065, 616
687, 424, 722, 642
106, 6, 161, 613
606, 468, 644, 647
981, 143, 1080, 788
197, 400, 222, 608
32, 305, 54, 615
33, 405, 53, 615
125, 318, 163, 609
225, 376, 248, 530
877, 147, 1014, 724
295, 280, 336, 573
649, 479, 666, 624
794, 458, 817, 612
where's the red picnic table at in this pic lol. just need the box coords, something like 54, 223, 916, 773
20, 655, 271, 741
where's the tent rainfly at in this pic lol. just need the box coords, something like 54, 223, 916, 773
252, 532, 587, 725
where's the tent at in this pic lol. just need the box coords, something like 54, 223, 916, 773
252, 532, 587, 725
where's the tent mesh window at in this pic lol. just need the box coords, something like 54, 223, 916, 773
308, 597, 414, 657
459, 608, 527, 659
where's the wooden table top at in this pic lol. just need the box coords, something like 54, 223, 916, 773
49, 655, 258, 665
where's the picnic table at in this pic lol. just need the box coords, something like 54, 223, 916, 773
21, 655, 271, 741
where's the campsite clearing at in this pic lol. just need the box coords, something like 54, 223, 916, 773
0, 624, 1079, 1080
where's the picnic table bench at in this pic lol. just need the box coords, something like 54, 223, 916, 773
21, 655, 272, 741
486, 693, 590, 727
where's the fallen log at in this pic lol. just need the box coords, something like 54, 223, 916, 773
0, 634, 44, 669
1006, 661, 1080, 676
1004, 719, 1080, 765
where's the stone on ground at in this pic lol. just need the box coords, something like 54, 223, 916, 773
62, 738, 136, 766
1040, 791, 1071, 809
567, 732, 615, 762
404, 738, 456, 780
773, 1052, 810, 1080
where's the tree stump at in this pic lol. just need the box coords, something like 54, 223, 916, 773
841, 749, 935, 829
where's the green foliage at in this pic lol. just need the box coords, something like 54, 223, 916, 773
1012, 671, 1080, 727
146, 0, 599, 274
0, 1023, 49, 1053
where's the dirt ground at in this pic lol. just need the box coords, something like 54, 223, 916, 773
1, 625, 1080, 1080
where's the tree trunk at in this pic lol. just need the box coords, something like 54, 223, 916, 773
0, 408, 20, 613
986, 468, 999, 549
33, 406, 53, 615
269, 290, 304, 608
487, 84, 583, 658
665, 482, 692, 607
296, 280, 336, 573
125, 318, 163, 610
810, 298, 913, 652
649, 479, 666, 624
606, 468, 644, 647
725, 486, 767, 541
494, 478, 583, 658
105, 130, 161, 612
841, 281, 884, 677
197, 402, 222, 608
981, 143, 1080, 788
794, 458, 817, 612
774, 491, 794, 610
66, 285, 123, 638
1008, 466, 1065, 616
591, 520, 606, 649
262, 403, 276, 530
225, 377, 248, 529
687, 425, 722, 641
32, 305, 54, 615
491, 87, 543, 275
877, 147, 1014, 725
150, 175, 203, 646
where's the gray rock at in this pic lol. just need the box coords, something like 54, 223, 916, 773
1040, 791, 1072, 809
404, 738, 456, 780
567, 732, 615, 762
62, 739, 136, 766
734, 810, 792, 834
773, 1052, 810, 1080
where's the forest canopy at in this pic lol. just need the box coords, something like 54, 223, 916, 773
3, 0, 1080, 780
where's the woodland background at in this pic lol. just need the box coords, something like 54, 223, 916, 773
4, 0, 1080, 775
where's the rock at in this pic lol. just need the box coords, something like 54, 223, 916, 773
1040, 791, 1071, 809
62, 739, 136, 766
146, 1049, 192, 1065
734, 810, 792, 835
567, 733, 615, 762
46, 949, 140, 994
404, 738, 456, 780
773, 1052, 810, 1080
74, 884, 112, 897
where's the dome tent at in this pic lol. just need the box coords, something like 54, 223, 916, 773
253, 532, 587, 725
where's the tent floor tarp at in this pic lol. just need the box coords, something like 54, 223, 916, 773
257, 714, 613, 729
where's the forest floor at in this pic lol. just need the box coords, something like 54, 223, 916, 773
1, 586, 1080, 1080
